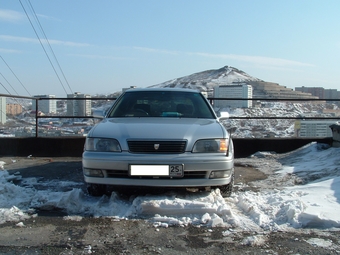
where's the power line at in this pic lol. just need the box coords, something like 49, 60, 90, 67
0, 67, 29, 110
27, 0, 73, 94
0, 71, 20, 95
0, 80, 13, 95
0, 56, 31, 96
19, 0, 71, 95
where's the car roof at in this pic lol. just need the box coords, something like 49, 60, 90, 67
123, 88, 201, 93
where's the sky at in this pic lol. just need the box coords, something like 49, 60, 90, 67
0, 0, 340, 97
1, 142, 340, 236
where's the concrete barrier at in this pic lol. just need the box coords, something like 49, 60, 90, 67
0, 137, 333, 158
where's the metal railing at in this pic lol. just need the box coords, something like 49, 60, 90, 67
209, 97, 340, 120
1, 93, 339, 138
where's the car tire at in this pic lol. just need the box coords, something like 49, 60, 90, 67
217, 174, 234, 197
87, 183, 107, 196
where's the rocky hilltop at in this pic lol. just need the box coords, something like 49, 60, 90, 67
150, 66, 317, 99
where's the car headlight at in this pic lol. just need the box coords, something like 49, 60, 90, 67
85, 138, 121, 152
192, 139, 228, 153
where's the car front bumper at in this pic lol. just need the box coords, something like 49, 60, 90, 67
82, 151, 234, 188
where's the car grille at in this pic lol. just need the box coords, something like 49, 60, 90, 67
106, 170, 207, 179
127, 140, 187, 153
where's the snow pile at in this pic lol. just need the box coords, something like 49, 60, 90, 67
233, 143, 340, 230
0, 143, 339, 231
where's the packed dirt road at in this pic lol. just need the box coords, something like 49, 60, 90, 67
2, 215, 339, 254
0, 157, 339, 254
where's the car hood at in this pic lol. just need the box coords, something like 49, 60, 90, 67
88, 117, 227, 150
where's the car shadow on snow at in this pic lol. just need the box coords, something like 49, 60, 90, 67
6, 160, 86, 192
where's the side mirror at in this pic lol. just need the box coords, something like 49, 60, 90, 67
218, 111, 229, 120
92, 110, 105, 119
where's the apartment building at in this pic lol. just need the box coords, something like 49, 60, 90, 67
32, 95, 57, 114
67, 92, 91, 116
295, 87, 325, 99
295, 87, 340, 100
6, 103, 23, 115
0, 97, 6, 124
213, 84, 253, 108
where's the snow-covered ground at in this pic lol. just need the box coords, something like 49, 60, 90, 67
0, 142, 339, 233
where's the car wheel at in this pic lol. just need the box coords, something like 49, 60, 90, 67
217, 174, 234, 197
87, 183, 107, 196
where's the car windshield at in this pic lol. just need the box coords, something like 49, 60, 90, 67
107, 90, 215, 118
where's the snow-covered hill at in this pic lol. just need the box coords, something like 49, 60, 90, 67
149, 66, 262, 93
149, 65, 317, 100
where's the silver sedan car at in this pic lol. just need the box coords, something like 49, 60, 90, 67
82, 88, 234, 196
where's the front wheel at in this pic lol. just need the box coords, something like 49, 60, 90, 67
217, 174, 234, 197
87, 183, 107, 196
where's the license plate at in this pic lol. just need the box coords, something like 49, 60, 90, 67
130, 165, 183, 177
169, 165, 184, 177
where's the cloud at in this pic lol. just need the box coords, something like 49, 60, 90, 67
0, 35, 91, 47
70, 54, 133, 61
193, 52, 314, 68
0, 48, 21, 54
0, 9, 25, 22
134, 46, 314, 69
36, 13, 61, 22
133, 46, 179, 55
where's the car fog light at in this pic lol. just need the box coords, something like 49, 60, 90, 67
83, 168, 104, 177
209, 170, 230, 179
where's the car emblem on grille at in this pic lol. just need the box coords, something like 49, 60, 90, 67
154, 144, 160, 150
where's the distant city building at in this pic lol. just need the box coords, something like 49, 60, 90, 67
295, 87, 340, 99
213, 84, 253, 108
324, 89, 338, 100
295, 120, 336, 137
32, 95, 57, 114
6, 103, 23, 115
0, 97, 6, 124
324, 89, 340, 105
67, 92, 91, 116
295, 86, 325, 99
295, 86, 340, 106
